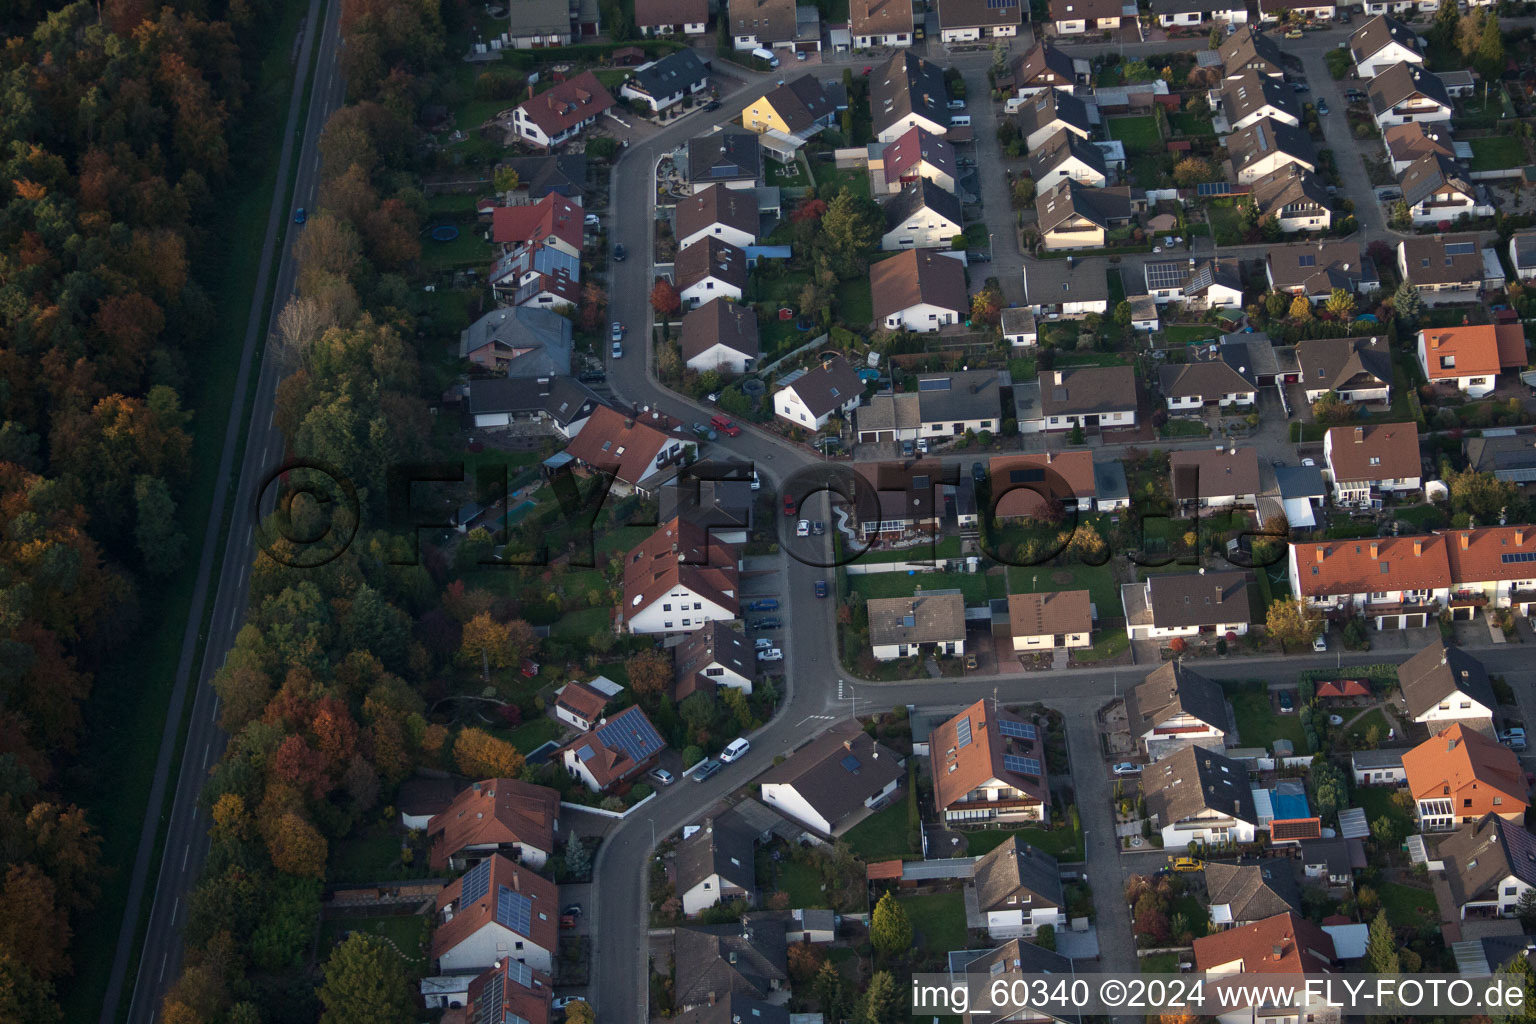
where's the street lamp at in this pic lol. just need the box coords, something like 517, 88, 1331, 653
989, 232, 995, 262
646, 817, 656, 848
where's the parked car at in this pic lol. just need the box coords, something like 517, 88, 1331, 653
1111, 762, 1141, 775
755, 638, 774, 650
584, 213, 600, 227
1502, 727, 1528, 752
1278, 691, 1295, 713
964, 653, 978, 670
611, 322, 624, 342
692, 760, 722, 782
1312, 634, 1327, 652
946, 99, 966, 110
1292, 81, 1308, 92
746, 598, 780, 612
750, 470, 760, 491
757, 648, 784, 661
1316, 99, 1329, 115
720, 737, 751, 762
812, 521, 825, 535
901, 440, 915, 457
611, 341, 622, 359
814, 579, 828, 598
1284, 28, 1303, 37
563, 903, 583, 917
1169, 856, 1204, 872
553, 997, 588, 1010
649, 768, 675, 786
702, 100, 721, 112
796, 519, 811, 537
972, 461, 987, 484
749, 617, 781, 630
709, 414, 742, 437
293, 207, 307, 224
612, 243, 627, 261
784, 494, 796, 516
916, 438, 929, 454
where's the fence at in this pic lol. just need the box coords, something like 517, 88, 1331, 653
756, 332, 830, 377
560, 790, 657, 818
844, 560, 948, 575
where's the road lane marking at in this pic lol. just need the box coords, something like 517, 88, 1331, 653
171, 897, 179, 923
182, 845, 189, 872
158, 954, 168, 983
203, 741, 212, 770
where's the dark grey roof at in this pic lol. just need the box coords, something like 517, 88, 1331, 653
674, 997, 790, 1024
1151, 0, 1238, 15
1440, 814, 1536, 909
677, 814, 758, 896
1159, 360, 1254, 402
688, 129, 763, 184
1398, 152, 1473, 210
963, 941, 1079, 1024
1036, 180, 1132, 235
756, 74, 838, 134
506, 0, 572, 36
784, 355, 864, 419
466, 374, 603, 427
1021, 256, 1111, 308
1226, 117, 1317, 177
1298, 838, 1353, 878
674, 915, 788, 1008
1014, 41, 1076, 87
1204, 861, 1300, 922
1274, 464, 1327, 501
911, 370, 1007, 423
1093, 459, 1128, 504
883, 177, 964, 234
1037, 365, 1136, 417
870, 51, 949, 136
867, 590, 965, 646
459, 305, 574, 375
1222, 69, 1300, 125
938, 0, 1022, 31
728, 0, 797, 43
1467, 434, 1536, 479
1146, 570, 1252, 629
1369, 62, 1451, 116
1029, 128, 1109, 182
1144, 745, 1257, 829
1015, 89, 1091, 142
679, 297, 760, 363
972, 835, 1064, 912
630, 49, 708, 98
1220, 334, 1280, 385
501, 153, 587, 198
1351, 748, 1406, 769
675, 236, 749, 293
1249, 164, 1329, 221
1349, 14, 1421, 65
757, 721, 905, 831
1397, 641, 1496, 720
1295, 336, 1393, 394
1511, 232, 1536, 271
660, 472, 754, 533
1128, 662, 1229, 734
672, 619, 755, 697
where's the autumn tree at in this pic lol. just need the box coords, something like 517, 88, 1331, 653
459, 613, 513, 677
1288, 295, 1313, 321
972, 288, 1003, 327
1310, 391, 1353, 426
577, 282, 608, 332
1325, 288, 1356, 321
626, 649, 673, 699
265, 811, 328, 878
319, 933, 414, 1024
565, 1002, 597, 1024
1267, 598, 1322, 651
453, 727, 526, 779
493, 166, 521, 192
1173, 157, 1213, 188
1447, 466, 1530, 525
651, 278, 682, 319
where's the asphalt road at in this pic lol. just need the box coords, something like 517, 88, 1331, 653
102, 2, 348, 1022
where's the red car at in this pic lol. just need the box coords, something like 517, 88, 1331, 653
784, 494, 796, 516
709, 414, 741, 437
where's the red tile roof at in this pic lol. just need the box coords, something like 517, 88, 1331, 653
465, 958, 553, 1024
622, 517, 740, 624
555, 704, 665, 790
929, 699, 1049, 815
987, 451, 1096, 518
562, 405, 678, 487
1315, 679, 1371, 698
556, 681, 609, 722
515, 70, 616, 141
491, 193, 584, 252
427, 779, 561, 870
1419, 325, 1528, 380
1193, 912, 1336, 975
1291, 534, 1452, 600
1446, 525, 1536, 584
1403, 723, 1528, 811
432, 853, 560, 961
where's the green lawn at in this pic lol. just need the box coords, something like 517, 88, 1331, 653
1005, 562, 1122, 618
505, 715, 562, 753
1106, 115, 1163, 155
1207, 200, 1246, 246
1344, 708, 1391, 746
317, 914, 432, 973
421, 224, 494, 270
811, 160, 872, 200
836, 276, 875, 329
1227, 685, 1309, 752
551, 605, 613, 640
1073, 631, 1130, 664
331, 829, 421, 884
1352, 784, 1413, 841
1469, 136, 1525, 173
773, 859, 828, 907
1162, 324, 1221, 346
899, 891, 970, 954
1167, 111, 1216, 138
1141, 951, 1181, 973
766, 157, 808, 188
965, 822, 1084, 862
848, 571, 990, 603
843, 801, 914, 862
1378, 881, 1437, 929
1160, 419, 1209, 438
851, 536, 963, 563
1171, 892, 1211, 939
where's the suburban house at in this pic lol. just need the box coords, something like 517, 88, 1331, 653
497, 152, 587, 202
680, 298, 759, 374
432, 854, 559, 974
502, 0, 582, 47
1399, 153, 1487, 227
1217, 70, 1301, 131
727, 0, 797, 48
463, 959, 553, 1024
956, 941, 1076, 1012
772, 355, 864, 429
676, 184, 760, 250
1287, 534, 1451, 630
1299, 838, 1356, 888
1020, 256, 1110, 316
1383, 121, 1454, 175
1030, 128, 1110, 190
880, 178, 965, 250
1362, 0, 1435, 13
465, 375, 602, 439
488, 240, 580, 309
970, 837, 1066, 940
1398, 234, 1497, 305
459, 305, 574, 375
871, 52, 951, 143
1220, 332, 1282, 389
880, 126, 959, 194
1295, 336, 1393, 404
675, 236, 747, 308
1266, 241, 1378, 302
619, 49, 709, 112
759, 721, 905, 835
1259, 0, 1336, 20
867, 590, 966, 660
1445, 525, 1536, 616
1048, 0, 1122, 35
1322, 422, 1422, 504
851, 0, 915, 46
1204, 862, 1300, 931
938, 0, 1022, 40
621, 517, 740, 634
635, 0, 708, 34
1151, 0, 1246, 25
677, 815, 758, 916
1007, 590, 1093, 653
1417, 324, 1527, 398
658, 459, 754, 546
1510, 231, 1536, 281
1126, 661, 1229, 760
687, 129, 763, 191
1219, 25, 1286, 78
1402, 723, 1528, 831
673, 999, 788, 1024
672, 619, 756, 699
553, 680, 609, 731
1437, 815, 1536, 920
673, 917, 787, 1011
561, 405, 695, 496
1143, 745, 1259, 848
1011, 41, 1080, 97
1170, 448, 1262, 509
1160, 361, 1257, 413
511, 71, 616, 150
1247, 164, 1332, 233
1226, 117, 1317, 185
988, 450, 1099, 519
929, 699, 1052, 825
1121, 570, 1254, 642
557, 704, 668, 793
1015, 89, 1093, 152
870, 247, 968, 333
1143, 258, 1244, 310
1028, 366, 1138, 433
1352, 748, 1407, 787
1396, 640, 1497, 736
854, 369, 1005, 443
1350, 14, 1423, 76
1192, 913, 1338, 1024
850, 462, 940, 537
1369, 62, 1452, 128
427, 779, 560, 871
741, 75, 838, 137
1036, 180, 1133, 250
491, 192, 584, 259
1466, 436, 1536, 487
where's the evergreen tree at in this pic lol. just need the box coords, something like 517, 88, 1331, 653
1433, 0, 1460, 47
814, 960, 848, 1021
861, 970, 902, 1024
565, 831, 592, 877
319, 934, 414, 1024
1392, 280, 1423, 328
1476, 14, 1505, 79
1365, 909, 1401, 975
870, 891, 913, 958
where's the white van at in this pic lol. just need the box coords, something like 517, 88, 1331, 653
949, 114, 971, 127
720, 737, 751, 763
751, 46, 780, 67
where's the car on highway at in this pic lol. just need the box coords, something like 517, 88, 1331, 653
693, 759, 722, 782
756, 648, 783, 661
613, 243, 627, 261
709, 414, 741, 437
796, 519, 811, 537
749, 617, 781, 630
611, 340, 623, 359
814, 579, 828, 598
649, 768, 675, 786
720, 737, 751, 762
1112, 762, 1141, 775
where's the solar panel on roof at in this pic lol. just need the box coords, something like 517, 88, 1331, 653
1502, 552, 1536, 563
1002, 754, 1041, 775
841, 754, 862, 773
1298, 254, 1316, 267
999, 719, 1037, 741
478, 969, 505, 1024
918, 378, 952, 391
506, 960, 534, 988
1196, 181, 1235, 196
1145, 262, 1187, 289
1009, 468, 1045, 483
497, 886, 534, 936
1445, 241, 1476, 255
596, 710, 665, 763
956, 715, 973, 748
576, 744, 595, 761
462, 858, 492, 903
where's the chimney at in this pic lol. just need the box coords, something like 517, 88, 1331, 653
1353, 426, 1364, 443
625, 417, 635, 428
1215, 584, 1223, 605
1414, 540, 1423, 556
1054, 370, 1064, 385
1046, 452, 1054, 464
1315, 547, 1325, 563
1461, 533, 1470, 550
1519, 529, 1526, 546
1431, 333, 1440, 349
1370, 542, 1379, 558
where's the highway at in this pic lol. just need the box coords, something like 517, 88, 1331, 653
101, 0, 349, 1021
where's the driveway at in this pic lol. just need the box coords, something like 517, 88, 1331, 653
1296, 44, 1385, 237
1063, 713, 1138, 971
